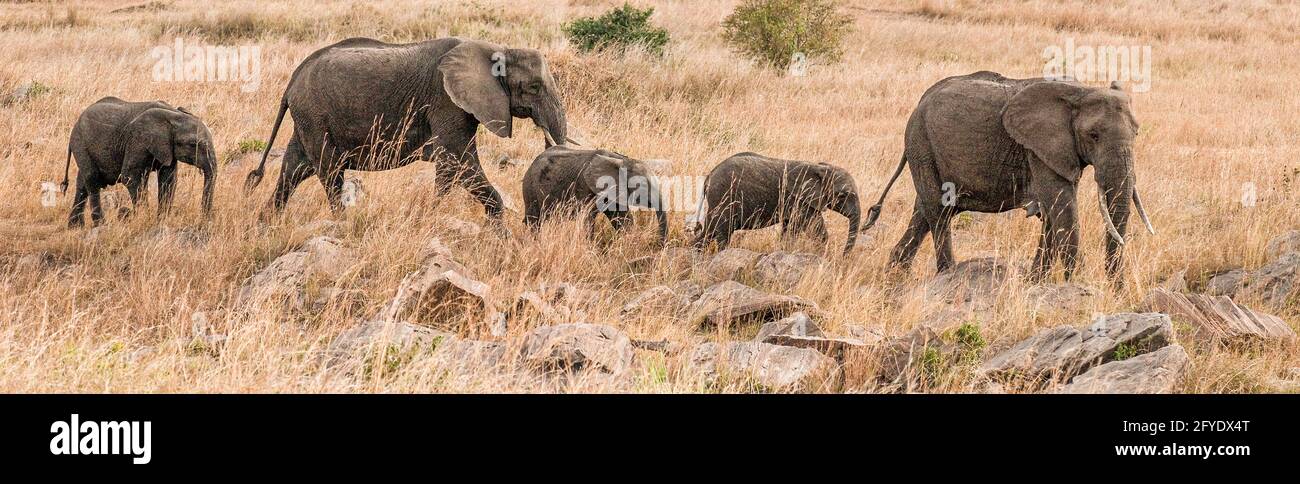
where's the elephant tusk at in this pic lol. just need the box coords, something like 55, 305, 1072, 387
542, 130, 557, 147
1098, 190, 1125, 246
564, 135, 585, 146
1132, 188, 1155, 235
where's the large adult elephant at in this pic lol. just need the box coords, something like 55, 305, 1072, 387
63, 97, 217, 227
863, 71, 1153, 282
244, 37, 568, 220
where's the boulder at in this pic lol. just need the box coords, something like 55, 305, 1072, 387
686, 341, 839, 392
327, 319, 455, 366
382, 256, 493, 330
844, 325, 886, 345
1140, 289, 1295, 344
1158, 269, 1189, 293
234, 236, 355, 312
1205, 269, 1248, 297
621, 281, 704, 316
703, 248, 761, 281
687, 280, 818, 329
1266, 230, 1300, 260
520, 323, 635, 375
754, 251, 825, 289
1059, 345, 1189, 394
754, 312, 824, 341
1241, 252, 1299, 307
979, 313, 1175, 387
923, 257, 1013, 312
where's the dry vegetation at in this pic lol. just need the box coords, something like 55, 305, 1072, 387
0, 0, 1297, 393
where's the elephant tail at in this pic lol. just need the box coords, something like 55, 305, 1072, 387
244, 98, 289, 194
863, 153, 907, 232
60, 145, 72, 193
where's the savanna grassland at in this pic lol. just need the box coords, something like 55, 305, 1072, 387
0, 0, 1297, 393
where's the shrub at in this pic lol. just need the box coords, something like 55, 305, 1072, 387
236, 138, 268, 155
563, 3, 670, 55
721, 0, 854, 71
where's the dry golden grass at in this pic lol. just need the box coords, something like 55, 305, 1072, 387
0, 0, 1296, 393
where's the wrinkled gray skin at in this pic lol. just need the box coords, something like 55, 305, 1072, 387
63, 97, 217, 227
244, 37, 567, 222
522, 145, 668, 245
863, 71, 1153, 282
691, 153, 861, 255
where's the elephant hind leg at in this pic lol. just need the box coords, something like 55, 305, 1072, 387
267, 136, 313, 215
67, 185, 88, 228
888, 203, 930, 269
88, 187, 104, 225
319, 166, 345, 215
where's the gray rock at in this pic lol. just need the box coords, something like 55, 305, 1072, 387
754, 251, 825, 289
754, 312, 824, 341
923, 257, 1013, 312
1241, 252, 1299, 308
703, 247, 761, 281
187, 311, 226, 357
1059, 345, 1189, 394
687, 280, 818, 329
1205, 269, 1248, 297
687, 341, 839, 391
382, 259, 493, 328
440, 217, 483, 238
1141, 288, 1295, 344
1266, 230, 1300, 260
1158, 269, 1189, 293
327, 319, 455, 366
520, 323, 635, 375
234, 236, 354, 312
979, 313, 1175, 387
621, 284, 694, 316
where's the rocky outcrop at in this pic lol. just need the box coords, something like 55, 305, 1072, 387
979, 313, 1174, 388
519, 323, 635, 375
703, 248, 761, 281
1058, 345, 1189, 394
687, 280, 818, 329
234, 236, 355, 313
1141, 289, 1295, 344
686, 341, 839, 392
753, 251, 825, 289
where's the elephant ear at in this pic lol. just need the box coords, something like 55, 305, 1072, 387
1002, 81, 1087, 182
439, 39, 512, 138
125, 108, 177, 168
580, 153, 625, 201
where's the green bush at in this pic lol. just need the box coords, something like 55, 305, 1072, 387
721, 0, 854, 71
563, 3, 669, 55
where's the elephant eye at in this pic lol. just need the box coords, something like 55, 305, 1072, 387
1088, 131, 1101, 141
525, 82, 542, 94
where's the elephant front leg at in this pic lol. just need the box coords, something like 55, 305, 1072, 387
157, 164, 177, 217
1028, 176, 1079, 281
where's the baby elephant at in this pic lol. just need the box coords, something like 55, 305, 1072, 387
62, 97, 217, 227
522, 145, 668, 245
691, 152, 861, 255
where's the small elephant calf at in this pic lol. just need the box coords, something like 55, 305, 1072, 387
63, 97, 217, 227
521, 145, 668, 245
691, 152, 861, 255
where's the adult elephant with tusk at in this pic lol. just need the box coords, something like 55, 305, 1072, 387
862, 71, 1154, 283
243, 37, 568, 221
63, 97, 217, 227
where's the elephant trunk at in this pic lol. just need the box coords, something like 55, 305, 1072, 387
200, 145, 217, 215
834, 194, 860, 256
1097, 154, 1134, 281
538, 98, 567, 149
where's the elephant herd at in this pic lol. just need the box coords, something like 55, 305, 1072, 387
59, 36, 1154, 283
